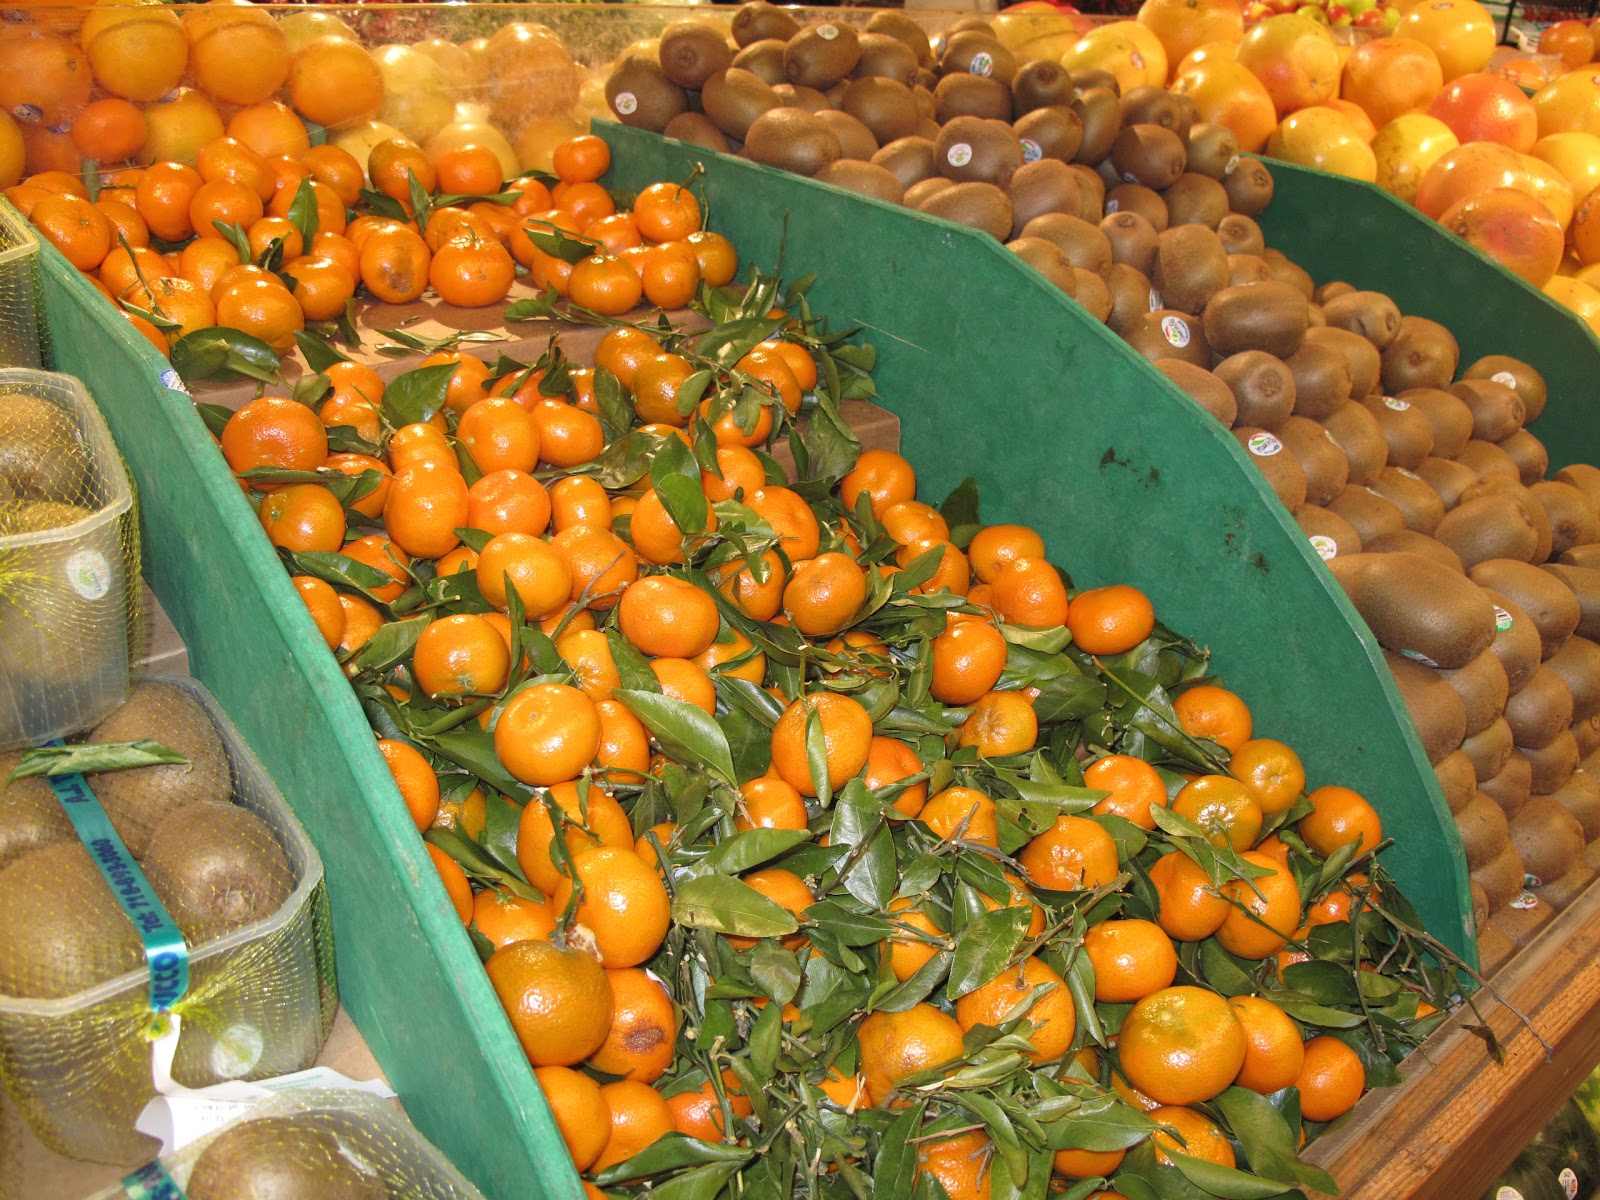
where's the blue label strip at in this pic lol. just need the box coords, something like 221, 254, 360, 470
120, 1159, 188, 1200
42, 743, 190, 1013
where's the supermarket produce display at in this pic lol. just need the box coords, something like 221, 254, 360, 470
3, 0, 1600, 1198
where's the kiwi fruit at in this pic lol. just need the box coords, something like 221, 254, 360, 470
1332, 551, 1498, 669
1479, 589, 1542, 694
934, 73, 1011, 123
1072, 88, 1122, 164
1304, 326, 1380, 402
1073, 269, 1113, 323
1006, 237, 1078, 296
1020, 213, 1111, 276
1464, 355, 1547, 423
1433, 494, 1540, 570
1481, 751, 1533, 814
743, 107, 842, 176
1069, 66, 1120, 93
1000, 160, 1080, 237
1358, 394, 1434, 471
1367, 466, 1446, 535
1391, 388, 1471, 461
1544, 635, 1600, 724
1463, 717, 1516, 783
1440, 647, 1512, 738
1011, 60, 1076, 114
1507, 666, 1578, 752
1449, 378, 1525, 444
1381, 316, 1459, 393
1100, 210, 1158, 275
940, 31, 1015, 84
1476, 914, 1517, 971
1330, 484, 1407, 545
659, 21, 733, 90
1386, 649, 1470, 764
1279, 416, 1349, 507
1108, 124, 1186, 191
1261, 249, 1314, 300
852, 33, 919, 85
1530, 481, 1600, 560
1411, 459, 1476, 512
903, 177, 953, 208
0, 841, 142, 997
1105, 184, 1169, 231
864, 11, 933, 66
1464, 478, 1554, 562
816, 110, 878, 161
1213, 351, 1296, 431
1122, 309, 1209, 368
1286, 340, 1354, 422
1202, 281, 1309, 360
1542, 563, 1600, 642
814, 159, 905, 204
701, 68, 778, 140
934, 115, 1023, 186
1437, 749, 1479, 812
1226, 254, 1272, 286
1566, 547, 1600, 572
1014, 106, 1085, 167
1453, 441, 1520, 487
1152, 225, 1228, 315
1556, 464, 1600, 513
1216, 213, 1265, 257
1498, 430, 1550, 487
0, 756, 71, 871
1155, 358, 1237, 425
841, 77, 921, 145
771, 83, 830, 113
142, 800, 294, 943
734, 1, 801, 48
662, 112, 732, 154
1511, 795, 1586, 884
1576, 714, 1600, 757
1456, 789, 1511, 870
1321, 291, 1401, 350
606, 55, 689, 133
1233, 426, 1307, 513
916, 181, 1013, 240
84, 680, 232, 858
1297, 504, 1363, 559
0, 393, 87, 504
186, 1115, 386, 1200
1553, 770, 1600, 839
1184, 123, 1240, 181
1222, 156, 1274, 215
730, 38, 787, 86
1470, 559, 1582, 660
1119, 86, 1185, 133
787, 22, 862, 89
1315, 282, 1355, 304
1491, 894, 1556, 948
1107, 264, 1156, 334
872, 136, 937, 191
1535, 860, 1596, 910
1365, 530, 1462, 572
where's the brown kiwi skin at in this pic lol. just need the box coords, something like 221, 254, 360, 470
1315, 281, 1356, 304
1106, 184, 1170, 232
1367, 466, 1446, 535
1184, 122, 1240, 180
1073, 269, 1113, 323
842, 77, 922, 145
1100, 210, 1158, 276
1011, 60, 1076, 114
1480, 752, 1533, 814
1223, 157, 1274, 215
1064, 165, 1107, 222
607, 56, 690, 133
1455, 788, 1511, 868
1545, 635, 1600, 723
1464, 718, 1516, 783
1234, 425, 1308, 513
1106, 263, 1155, 333
1414, 456, 1481, 509
1155, 358, 1236, 425
1321, 400, 1388, 486
1321, 291, 1402, 349
1329, 551, 1498, 669
1285, 340, 1353, 422
1499, 430, 1550, 486
1529, 480, 1600, 559
1213, 351, 1296, 431
732, 40, 788, 86
1072, 88, 1121, 164
1262, 249, 1314, 299
934, 73, 1012, 123
871, 136, 937, 190
1216, 214, 1264, 256
1381, 316, 1460, 392
1384, 649, 1469, 764
1542, 563, 1600, 642
735, 2, 802, 48
1121, 310, 1209, 368
1119, 86, 1185, 133
1109, 124, 1187, 190
1297, 504, 1363, 558
1279, 415, 1349, 508
1437, 749, 1479, 812
916, 181, 1013, 240
1450, 378, 1527, 443
864, 11, 933, 65
1396, 387, 1473, 460
1360, 394, 1434, 471
1014, 106, 1085, 166
940, 31, 1016, 84
1305, 325, 1380, 401
1440, 646, 1511, 737
785, 22, 863, 90
1365, 529, 1464, 573
1506, 665, 1576, 750
1227, 254, 1272, 286
1020, 213, 1112, 277
933, 115, 1022, 186
1464, 355, 1547, 423
743, 107, 841, 175
1329, 485, 1409, 546
663, 112, 732, 153
1464, 478, 1555, 565
814, 159, 905, 204
1457, 439, 1524, 485
1470, 558, 1582, 660
852, 33, 919, 85
1068, 67, 1121, 94
1436, 494, 1540, 569
903, 177, 953, 208
1162, 173, 1230, 229
1007, 159, 1088, 238
659, 21, 735, 90
1201, 281, 1308, 359
1006, 237, 1078, 295
1153, 224, 1228, 315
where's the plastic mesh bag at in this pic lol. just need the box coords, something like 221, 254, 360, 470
0, 203, 43, 370
0, 1091, 20, 1200
0, 369, 140, 750
0, 677, 335, 1165
96, 1089, 488, 1200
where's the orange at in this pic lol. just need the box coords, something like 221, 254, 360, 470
711, 548, 786, 621
188, 178, 264, 237
817, 1066, 868, 1110
1227, 738, 1305, 815
29, 193, 111, 271
1083, 919, 1178, 1003
1229, 994, 1305, 1095
929, 617, 1007, 706
1428, 73, 1539, 154
595, 700, 651, 781
569, 253, 643, 316
426, 844, 472, 924
384, 461, 468, 560
1172, 683, 1252, 751
257, 482, 344, 553
685, 230, 738, 286
376, 738, 439, 832
553, 133, 610, 183
550, 475, 613, 532
465, 469, 551, 539
339, 535, 410, 603
880, 501, 949, 547
514, 781, 632, 894
1118, 985, 1247, 1105
494, 681, 601, 786
138, 87, 224, 166
551, 525, 638, 610
735, 777, 809, 832
336, 593, 382, 662
1539, 20, 1597, 72
1393, 0, 1496, 83
476, 532, 572, 619
121, 276, 214, 342
666, 1070, 753, 1142
587, 967, 676, 1083
916, 1130, 992, 1200
1170, 775, 1263, 851
227, 101, 309, 159
1216, 852, 1302, 959
617, 575, 719, 658
288, 36, 383, 128
471, 889, 557, 949
856, 1002, 967, 1107
864, 736, 928, 818
1150, 1106, 1236, 1168
726, 867, 813, 951
485, 937, 614, 1066
640, 240, 702, 310
1295, 1035, 1365, 1122
920, 785, 999, 846
1147, 850, 1229, 941
213, 278, 303, 354
783, 552, 867, 636
978, 872, 1046, 940
557, 628, 620, 702
134, 160, 203, 242
632, 180, 702, 243
1171, 59, 1278, 153
837, 448, 916, 518
955, 956, 1076, 1063
592, 1080, 673, 1174
532, 1065, 610, 1172
1067, 583, 1156, 655
553, 845, 672, 968
885, 896, 946, 982
693, 627, 766, 686
1084, 754, 1169, 829
769, 692, 873, 796
360, 224, 431, 305
1053, 1145, 1126, 1180
967, 525, 1047, 585
957, 689, 1038, 758
745, 486, 822, 561
291, 574, 343, 649
283, 254, 355, 322
1017, 814, 1119, 891
221, 395, 328, 477
413, 613, 511, 700
435, 144, 504, 196
431, 234, 516, 308
457, 396, 538, 475
528, 398, 605, 469
990, 557, 1070, 628
628, 352, 694, 426
593, 326, 661, 390
1299, 784, 1383, 858
183, 2, 292, 107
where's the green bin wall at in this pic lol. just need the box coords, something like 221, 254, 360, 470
600, 122, 1474, 964
1256, 158, 1600, 472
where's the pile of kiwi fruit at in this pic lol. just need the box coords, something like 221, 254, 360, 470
182, 1111, 388, 1200
0, 681, 294, 1001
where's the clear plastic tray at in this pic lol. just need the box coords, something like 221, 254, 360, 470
0, 203, 43, 370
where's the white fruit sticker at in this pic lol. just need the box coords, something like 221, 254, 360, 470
1509, 890, 1538, 910
1123, 171, 1138, 184
1560, 1168, 1579, 1199
1161, 316, 1190, 347
159, 368, 189, 396
1492, 370, 1517, 388
613, 92, 638, 116
1310, 535, 1338, 560
1399, 468, 1421, 480
1104, 198, 1120, 213
1523, 873, 1544, 888
1248, 432, 1282, 457
1130, 50, 1144, 69
1148, 288, 1163, 311
1498, 1188, 1527, 1200
1224, 154, 1241, 176
1020, 138, 1042, 164
946, 143, 972, 168
1494, 605, 1515, 632
970, 52, 993, 77
817, 23, 839, 39
209, 1023, 265, 1079
65, 550, 112, 601
1384, 396, 1411, 411
1399, 647, 1439, 667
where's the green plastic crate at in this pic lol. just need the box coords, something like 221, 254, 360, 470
1256, 158, 1600, 473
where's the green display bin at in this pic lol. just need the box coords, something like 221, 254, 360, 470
1256, 158, 1600, 472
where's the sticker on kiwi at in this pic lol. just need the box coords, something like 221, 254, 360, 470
1020, 138, 1042, 164
1509, 890, 1538, 910
970, 52, 994, 77
947, 143, 973, 168
1398, 468, 1422, 481
1247, 432, 1283, 457
817, 23, 840, 39
1523, 873, 1544, 888
209, 1023, 266, 1079
1148, 288, 1163, 311
1383, 396, 1411, 411
1560, 1168, 1579, 1199
1160, 316, 1190, 347
1492, 371, 1518, 388
1399, 647, 1439, 667
1494, 605, 1515, 631
1105, 198, 1120, 213
1122, 171, 1139, 184
1310, 534, 1338, 561
613, 92, 638, 116
1498, 1188, 1527, 1200
65, 549, 112, 601
1224, 154, 1241, 175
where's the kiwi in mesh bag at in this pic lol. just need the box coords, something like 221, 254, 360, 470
0, 841, 141, 998
85, 681, 232, 858
142, 801, 294, 943
0, 393, 90, 504
0, 752, 71, 871
185, 1114, 386, 1200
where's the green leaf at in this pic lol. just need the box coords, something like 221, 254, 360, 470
939, 477, 981, 539
699, 828, 810, 876
286, 176, 320, 242
584, 429, 666, 490
800, 389, 862, 483
873, 1102, 925, 1200
1159, 1143, 1301, 1199
195, 403, 231, 438
748, 939, 802, 1003
521, 220, 598, 264
614, 688, 736, 784
590, 1133, 752, 1188
1211, 1087, 1338, 1192
671, 873, 800, 938
947, 906, 1033, 998
7, 740, 188, 781
382, 361, 458, 427
352, 614, 428, 672
804, 899, 892, 946
286, 548, 396, 596
170, 327, 283, 385
211, 220, 253, 264
842, 824, 898, 910
295, 329, 352, 372
1040, 1096, 1161, 1153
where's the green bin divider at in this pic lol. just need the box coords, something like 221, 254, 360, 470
1255, 157, 1600, 473
599, 121, 1475, 964
37, 246, 579, 1200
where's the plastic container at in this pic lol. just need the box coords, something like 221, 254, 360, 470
0, 202, 43, 370
0, 676, 335, 1166
0, 368, 136, 751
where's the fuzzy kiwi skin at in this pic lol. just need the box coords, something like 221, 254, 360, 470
1006, 237, 1078, 296
1542, 563, 1600, 643
1329, 551, 1499, 670
1154, 358, 1236, 425
1470, 559, 1582, 661
1329, 484, 1408, 546
1464, 355, 1547, 423
1212, 351, 1296, 431
1366, 466, 1446, 535
1233, 425, 1308, 513
1279, 415, 1349, 508
1121, 309, 1209, 368
1322, 400, 1388, 487
1382, 316, 1459, 393
1297, 504, 1363, 559
1322, 291, 1402, 349
1365, 530, 1461, 572
1386, 650, 1469, 765
1201, 281, 1308, 359
1530, 481, 1600, 560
